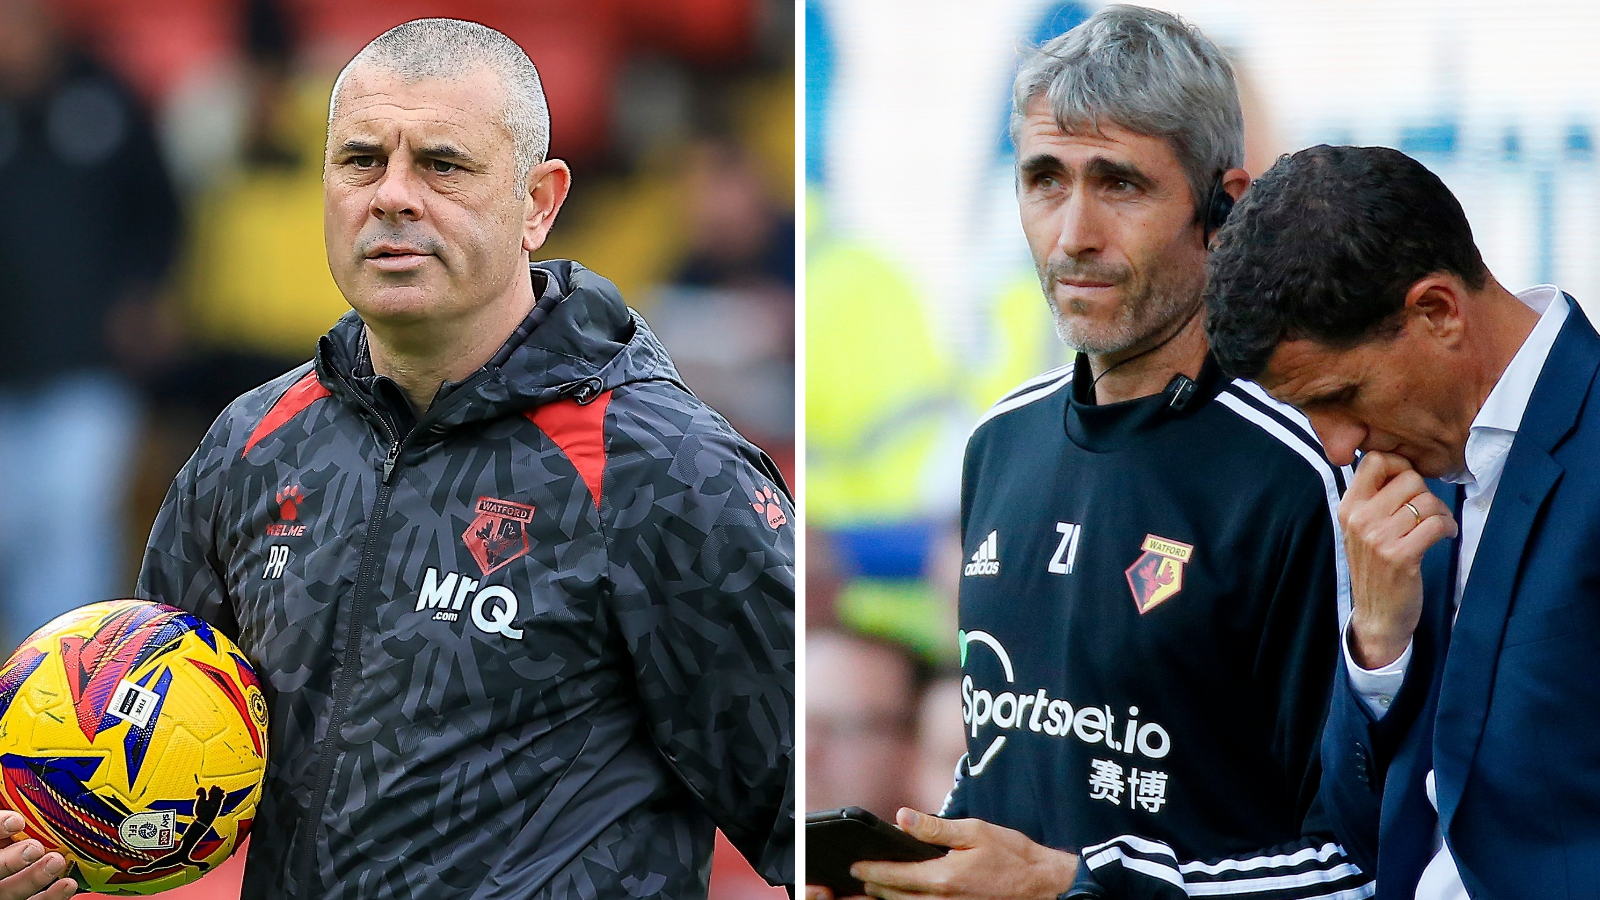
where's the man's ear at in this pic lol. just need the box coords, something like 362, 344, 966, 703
1221, 166, 1250, 203
522, 159, 572, 254
1405, 274, 1468, 345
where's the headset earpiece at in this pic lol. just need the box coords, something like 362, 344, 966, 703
1201, 174, 1234, 241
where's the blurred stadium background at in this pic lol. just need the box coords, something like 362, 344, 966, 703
0, 0, 791, 896
805, 0, 1600, 825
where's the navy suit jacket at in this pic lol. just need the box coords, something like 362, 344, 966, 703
1322, 298, 1600, 899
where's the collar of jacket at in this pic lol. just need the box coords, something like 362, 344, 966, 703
312, 259, 686, 442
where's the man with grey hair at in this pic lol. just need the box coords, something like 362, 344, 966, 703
812, 7, 1365, 900
0, 17, 793, 900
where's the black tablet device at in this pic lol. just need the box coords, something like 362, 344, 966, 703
805, 807, 948, 896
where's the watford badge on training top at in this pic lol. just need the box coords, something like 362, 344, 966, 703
1125, 534, 1194, 614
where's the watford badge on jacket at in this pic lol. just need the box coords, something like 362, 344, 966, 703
1125, 534, 1193, 614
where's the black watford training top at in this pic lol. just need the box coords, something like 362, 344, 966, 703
943, 354, 1348, 862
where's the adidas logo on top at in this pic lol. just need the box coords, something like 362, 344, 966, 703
964, 531, 1000, 577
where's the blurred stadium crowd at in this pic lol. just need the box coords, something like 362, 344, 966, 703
0, 0, 791, 896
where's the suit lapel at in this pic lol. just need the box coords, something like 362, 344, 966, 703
1433, 298, 1598, 833
1432, 447, 1560, 832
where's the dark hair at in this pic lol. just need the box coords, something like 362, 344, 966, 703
1203, 145, 1489, 378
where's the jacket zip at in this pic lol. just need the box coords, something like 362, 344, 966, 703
291, 389, 401, 896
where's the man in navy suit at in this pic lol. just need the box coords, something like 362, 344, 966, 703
1203, 143, 1600, 899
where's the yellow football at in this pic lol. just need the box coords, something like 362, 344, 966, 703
0, 599, 267, 894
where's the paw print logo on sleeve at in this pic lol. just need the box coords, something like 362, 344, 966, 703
751, 486, 788, 529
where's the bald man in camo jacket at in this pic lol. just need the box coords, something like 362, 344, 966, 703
0, 18, 793, 900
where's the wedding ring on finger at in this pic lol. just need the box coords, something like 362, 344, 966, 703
1404, 500, 1422, 526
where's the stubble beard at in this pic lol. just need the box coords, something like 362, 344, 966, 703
1040, 256, 1203, 356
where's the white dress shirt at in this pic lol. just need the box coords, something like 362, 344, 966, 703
1343, 284, 1570, 900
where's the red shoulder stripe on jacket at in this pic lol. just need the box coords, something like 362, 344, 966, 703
242, 371, 333, 459
526, 391, 613, 511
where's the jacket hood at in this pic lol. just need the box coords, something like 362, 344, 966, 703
514, 259, 684, 395
315, 260, 685, 434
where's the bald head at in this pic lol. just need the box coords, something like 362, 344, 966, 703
329, 18, 549, 179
